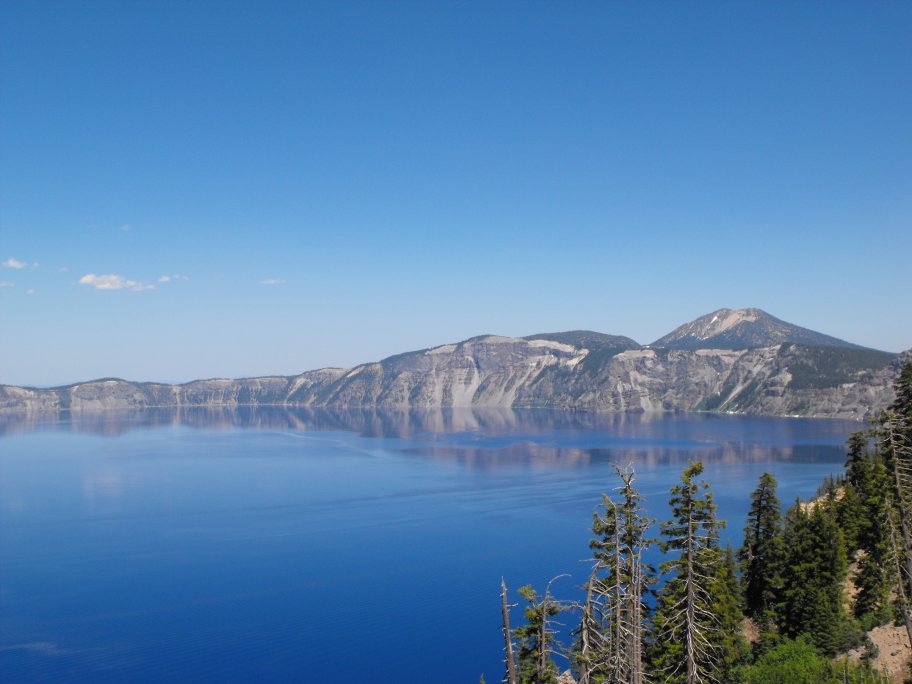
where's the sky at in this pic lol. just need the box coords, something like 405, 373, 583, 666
1, 0, 910, 387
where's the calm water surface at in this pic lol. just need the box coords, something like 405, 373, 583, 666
0, 408, 859, 682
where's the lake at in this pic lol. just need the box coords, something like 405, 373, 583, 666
0, 408, 860, 682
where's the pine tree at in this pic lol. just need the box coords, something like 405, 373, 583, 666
711, 545, 750, 682
851, 453, 893, 625
779, 501, 850, 656
844, 431, 873, 485
835, 480, 862, 553
514, 581, 565, 684
577, 465, 653, 684
739, 472, 785, 630
649, 461, 733, 684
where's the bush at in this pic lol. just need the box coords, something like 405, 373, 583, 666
740, 636, 875, 684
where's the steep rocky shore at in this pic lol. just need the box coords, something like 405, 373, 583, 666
2, 336, 906, 420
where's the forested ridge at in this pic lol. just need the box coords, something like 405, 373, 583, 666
494, 362, 912, 684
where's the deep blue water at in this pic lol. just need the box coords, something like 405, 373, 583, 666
0, 408, 859, 682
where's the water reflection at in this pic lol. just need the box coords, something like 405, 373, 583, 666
0, 407, 857, 469
402, 441, 846, 471
0, 406, 858, 438
0, 406, 664, 437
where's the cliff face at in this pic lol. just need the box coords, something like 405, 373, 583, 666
1, 338, 906, 420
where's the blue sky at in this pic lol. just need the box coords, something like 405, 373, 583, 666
1, 1, 910, 387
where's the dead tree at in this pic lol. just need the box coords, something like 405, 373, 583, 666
886, 416, 912, 650
576, 567, 603, 684
583, 464, 652, 684
886, 507, 912, 650
502, 578, 518, 684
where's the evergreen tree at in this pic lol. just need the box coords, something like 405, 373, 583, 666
577, 465, 653, 684
739, 472, 785, 630
779, 501, 850, 656
844, 430, 871, 488
851, 453, 893, 625
835, 481, 862, 553
514, 582, 564, 684
711, 544, 750, 681
649, 461, 735, 684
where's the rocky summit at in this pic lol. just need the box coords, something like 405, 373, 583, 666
1, 309, 906, 420
651, 307, 867, 350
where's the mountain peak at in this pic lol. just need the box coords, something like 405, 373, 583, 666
652, 308, 868, 351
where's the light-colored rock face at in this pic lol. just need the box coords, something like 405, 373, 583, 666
309, 337, 589, 409
678, 308, 761, 340
0, 338, 905, 421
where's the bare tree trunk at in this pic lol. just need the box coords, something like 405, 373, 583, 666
685, 509, 697, 684
888, 422, 912, 650
501, 578, 517, 684
579, 571, 595, 684
538, 587, 549, 682
615, 519, 624, 682
630, 552, 644, 684
887, 509, 912, 651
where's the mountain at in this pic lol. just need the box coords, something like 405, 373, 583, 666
1, 310, 906, 420
652, 308, 866, 350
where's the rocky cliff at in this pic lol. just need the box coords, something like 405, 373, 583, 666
2, 310, 906, 420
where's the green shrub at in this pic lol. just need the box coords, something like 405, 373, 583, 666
740, 636, 875, 684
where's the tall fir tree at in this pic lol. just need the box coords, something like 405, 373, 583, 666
649, 461, 738, 684
851, 453, 893, 625
779, 501, 850, 656
711, 544, 750, 682
844, 431, 872, 488
739, 472, 785, 630
837, 430, 871, 552
835, 481, 862, 554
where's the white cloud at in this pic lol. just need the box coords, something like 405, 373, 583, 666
0, 281, 13, 288
258, 278, 286, 286
119, 224, 132, 232
158, 273, 188, 283
26, 288, 35, 295
2, 258, 26, 269
78, 273, 154, 291
57, 266, 69, 272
